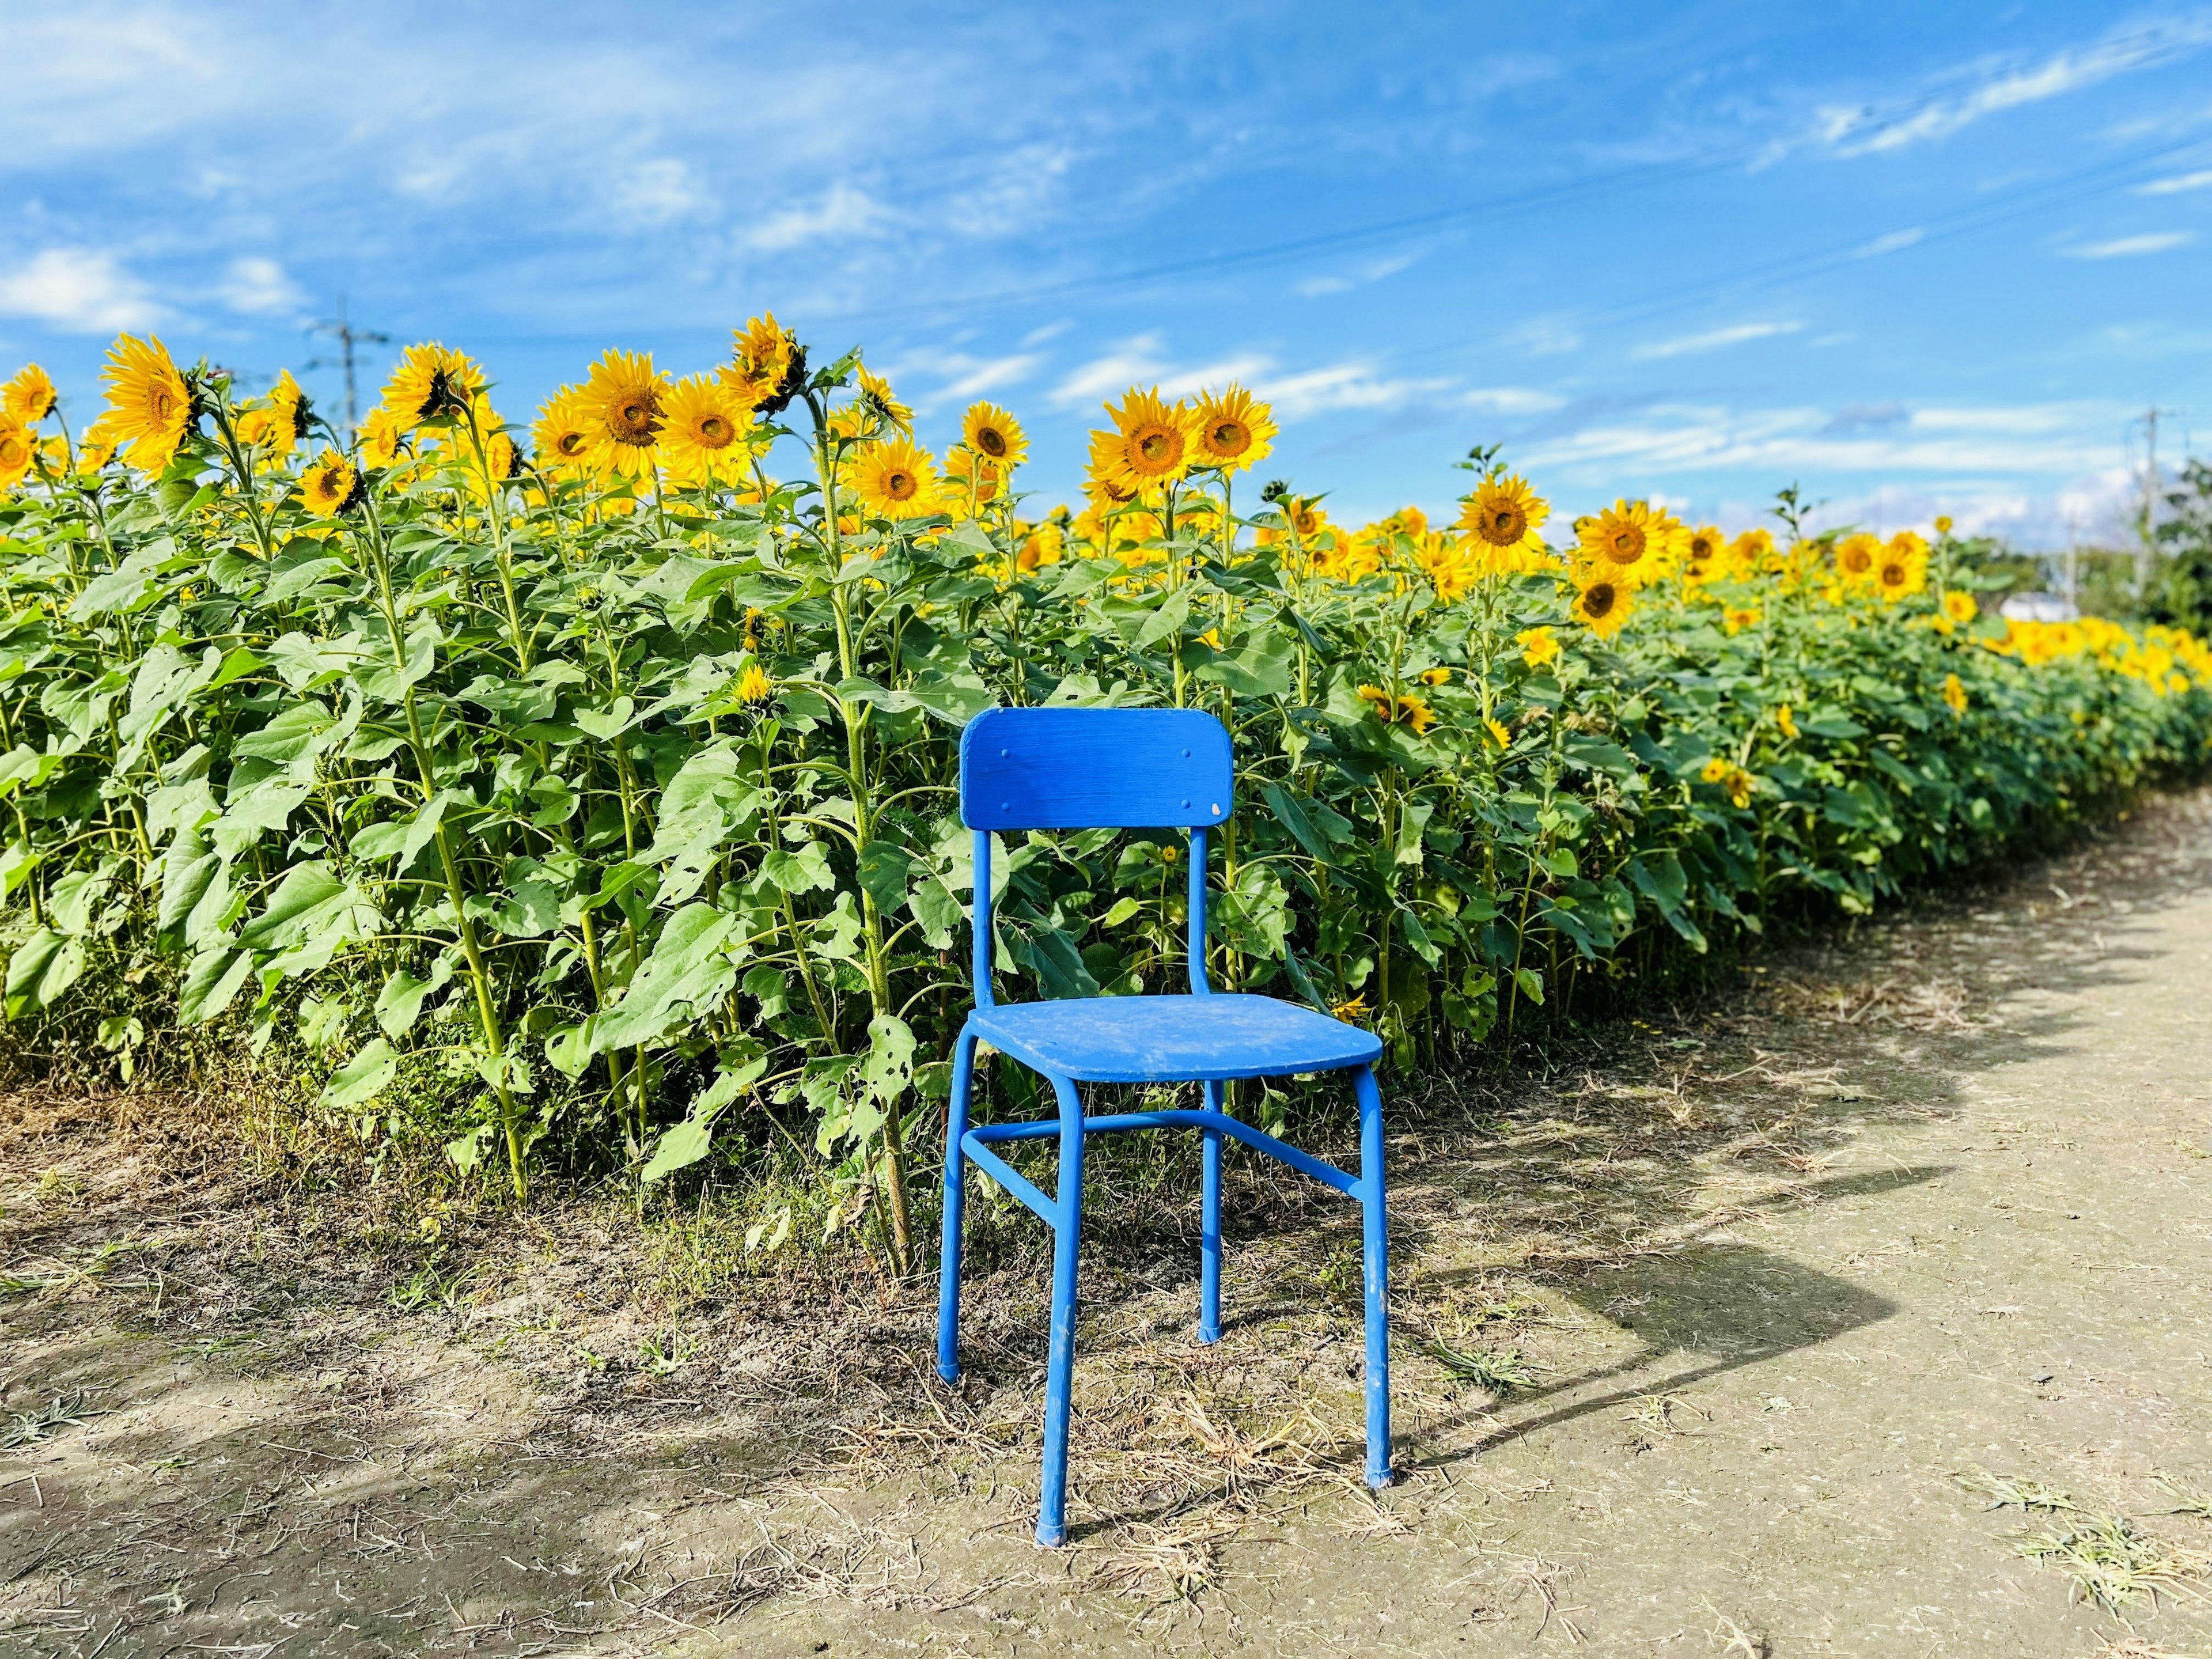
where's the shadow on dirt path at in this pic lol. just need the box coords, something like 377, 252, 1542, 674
5, 791, 2212, 1656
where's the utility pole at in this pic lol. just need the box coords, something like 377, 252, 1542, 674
2130, 407, 2179, 601
306, 297, 389, 440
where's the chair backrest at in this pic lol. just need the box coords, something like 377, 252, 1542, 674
959, 707, 1233, 1007
960, 707, 1233, 831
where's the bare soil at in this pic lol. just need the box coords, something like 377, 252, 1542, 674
6, 792, 2212, 1658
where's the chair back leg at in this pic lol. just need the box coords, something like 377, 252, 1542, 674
1354, 1063, 1393, 1489
1199, 1078, 1225, 1343
1037, 1073, 1086, 1546
935, 1032, 978, 1383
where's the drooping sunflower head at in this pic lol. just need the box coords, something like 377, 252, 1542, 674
963, 401, 1028, 468
1084, 427, 1143, 505
1834, 532, 1880, 583
89, 334, 196, 474
1570, 571, 1633, 639
1101, 387, 1196, 488
1457, 472, 1550, 560
0, 417, 33, 490
3, 364, 58, 426
358, 407, 405, 471
381, 343, 484, 431
269, 369, 313, 448
1355, 684, 1438, 734
1576, 500, 1676, 587
578, 350, 668, 480
660, 374, 754, 488
851, 436, 939, 520
298, 448, 361, 516
734, 662, 774, 704
1190, 385, 1276, 474
855, 365, 912, 437
722, 312, 798, 412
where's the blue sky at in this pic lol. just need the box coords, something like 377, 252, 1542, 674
7, 2, 2212, 546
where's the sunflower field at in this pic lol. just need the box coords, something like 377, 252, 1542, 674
0, 325, 2207, 1272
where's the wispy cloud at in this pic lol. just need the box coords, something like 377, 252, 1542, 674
745, 183, 893, 253
1856, 228, 1924, 257
2135, 166, 2212, 195
0, 248, 162, 333
881, 347, 1044, 412
1047, 336, 1271, 407
1630, 320, 1802, 361
1815, 20, 2212, 156
2062, 230, 2195, 259
1294, 251, 1422, 298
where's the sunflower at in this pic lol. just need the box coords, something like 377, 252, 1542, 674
1680, 523, 1727, 585
1084, 428, 1144, 505
531, 388, 595, 479
1728, 527, 1775, 579
89, 334, 195, 474
944, 445, 1002, 505
1942, 672, 1968, 716
660, 375, 753, 488
1517, 624, 1561, 668
298, 448, 361, 516
850, 436, 938, 520
1017, 517, 1066, 573
1834, 532, 1880, 585
1570, 572, 1632, 639
0, 417, 32, 491
1485, 717, 1512, 750
1943, 590, 1978, 627
856, 365, 911, 435
3, 364, 56, 425
1776, 703, 1797, 739
358, 407, 404, 471
1355, 684, 1438, 734
734, 662, 774, 704
381, 343, 484, 431
268, 369, 312, 452
1457, 474, 1550, 565
1575, 500, 1677, 588
1722, 604, 1762, 635
1098, 387, 1195, 490
1189, 385, 1275, 474
1876, 532, 1929, 602
963, 400, 1028, 469
721, 312, 795, 411
74, 437, 114, 475
577, 350, 668, 481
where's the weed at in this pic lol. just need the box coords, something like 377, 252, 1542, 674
2013, 1514, 2211, 1611
1423, 1337, 1539, 1391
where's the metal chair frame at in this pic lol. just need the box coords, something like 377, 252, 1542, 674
934, 706, 1393, 1546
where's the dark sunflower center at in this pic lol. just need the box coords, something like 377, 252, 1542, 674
556, 431, 588, 458
1605, 525, 1644, 563
1483, 505, 1527, 544
1210, 419, 1249, 455
1135, 425, 1178, 465
977, 426, 1008, 459
885, 468, 917, 501
610, 396, 659, 444
698, 415, 734, 448
1585, 583, 1617, 618
150, 388, 176, 422
1880, 562, 1906, 586
0, 435, 24, 466
1844, 548, 1872, 573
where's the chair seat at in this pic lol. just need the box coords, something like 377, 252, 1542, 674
971, 993, 1382, 1083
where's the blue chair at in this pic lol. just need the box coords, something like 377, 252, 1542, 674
935, 706, 1393, 1546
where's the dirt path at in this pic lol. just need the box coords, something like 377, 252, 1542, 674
6, 793, 2212, 1658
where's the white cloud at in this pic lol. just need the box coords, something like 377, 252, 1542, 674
2062, 231, 2195, 259
881, 348, 1044, 413
1257, 363, 1453, 420
1461, 387, 1567, 415
1294, 251, 1421, 298
1816, 20, 2212, 156
745, 183, 893, 253
1856, 228, 1925, 257
219, 256, 304, 317
1630, 320, 1802, 361
613, 159, 704, 228
2135, 167, 2212, 195
1505, 316, 1582, 357
1047, 336, 1271, 407
0, 248, 161, 332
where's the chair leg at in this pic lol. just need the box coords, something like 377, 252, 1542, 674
935, 1031, 978, 1384
1353, 1063, 1393, 1490
1199, 1078, 1225, 1343
1037, 1073, 1085, 1547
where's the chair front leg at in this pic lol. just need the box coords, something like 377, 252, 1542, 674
1353, 1063, 1393, 1490
1037, 1072, 1085, 1547
1199, 1078, 1225, 1343
935, 1029, 979, 1384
